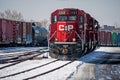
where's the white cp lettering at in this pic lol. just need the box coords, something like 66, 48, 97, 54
59, 25, 73, 31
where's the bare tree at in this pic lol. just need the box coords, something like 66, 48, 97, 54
0, 12, 5, 18
40, 19, 48, 28
36, 22, 42, 26
32, 19, 49, 28
0, 9, 24, 21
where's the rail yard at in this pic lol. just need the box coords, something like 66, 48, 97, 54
0, 2, 120, 79
0, 47, 120, 80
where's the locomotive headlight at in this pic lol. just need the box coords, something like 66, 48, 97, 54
55, 38, 58, 41
73, 38, 76, 42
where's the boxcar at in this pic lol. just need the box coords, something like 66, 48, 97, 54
111, 32, 118, 46
15, 21, 23, 45
26, 22, 32, 45
117, 33, 120, 46
99, 31, 106, 46
0, 19, 33, 46
0, 19, 14, 46
0, 19, 2, 43
106, 31, 112, 46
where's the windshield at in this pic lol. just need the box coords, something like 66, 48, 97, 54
58, 16, 76, 21
68, 16, 76, 21
59, 16, 67, 21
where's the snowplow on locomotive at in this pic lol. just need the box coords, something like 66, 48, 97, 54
49, 8, 99, 59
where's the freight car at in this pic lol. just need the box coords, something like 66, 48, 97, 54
0, 19, 32, 46
32, 25, 48, 46
14, 21, 32, 46
0, 19, 16, 46
99, 30, 120, 47
0, 18, 48, 47
49, 8, 99, 59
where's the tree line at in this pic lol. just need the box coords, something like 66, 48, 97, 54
0, 9, 48, 28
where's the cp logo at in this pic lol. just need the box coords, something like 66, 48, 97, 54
59, 25, 73, 31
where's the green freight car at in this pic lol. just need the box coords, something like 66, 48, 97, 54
117, 33, 120, 46
111, 32, 118, 46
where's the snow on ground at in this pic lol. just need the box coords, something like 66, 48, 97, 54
0, 47, 120, 80
0, 47, 47, 55
69, 47, 120, 80
0, 47, 48, 61
95, 47, 120, 53
68, 63, 95, 80
33, 61, 83, 80
0, 58, 82, 80
0, 59, 54, 77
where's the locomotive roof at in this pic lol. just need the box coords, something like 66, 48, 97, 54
51, 8, 85, 15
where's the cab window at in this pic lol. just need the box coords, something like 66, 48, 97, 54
52, 15, 57, 23
59, 16, 67, 21
94, 21, 99, 30
88, 18, 93, 25
79, 15, 84, 23
68, 16, 76, 21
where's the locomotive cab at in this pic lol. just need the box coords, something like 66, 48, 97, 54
49, 8, 99, 60
49, 9, 84, 59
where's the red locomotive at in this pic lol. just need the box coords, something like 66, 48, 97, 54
49, 8, 99, 59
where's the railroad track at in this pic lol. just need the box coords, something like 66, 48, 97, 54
23, 61, 74, 80
0, 48, 48, 69
0, 59, 75, 80
0, 59, 59, 79
96, 52, 120, 64
0, 48, 48, 63
83, 51, 120, 64
0, 47, 42, 53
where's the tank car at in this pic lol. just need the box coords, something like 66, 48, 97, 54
32, 25, 48, 46
49, 8, 99, 59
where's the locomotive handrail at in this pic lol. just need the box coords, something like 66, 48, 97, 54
49, 31, 57, 41
75, 31, 83, 42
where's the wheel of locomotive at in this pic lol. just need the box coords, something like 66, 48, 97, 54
49, 42, 83, 60
86, 42, 90, 52
91, 41, 94, 50
93, 41, 98, 50
81, 43, 88, 56
75, 41, 83, 58
49, 49, 59, 59
88, 40, 92, 51
49, 43, 59, 58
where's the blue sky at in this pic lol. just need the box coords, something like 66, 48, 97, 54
0, 0, 120, 26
